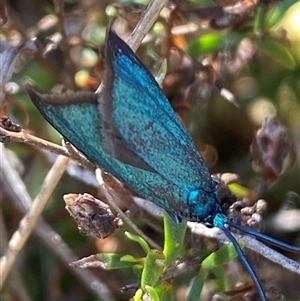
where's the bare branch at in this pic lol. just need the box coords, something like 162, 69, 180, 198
189, 222, 300, 275
0, 126, 96, 171
127, 0, 169, 52
0, 145, 114, 299
0, 151, 69, 287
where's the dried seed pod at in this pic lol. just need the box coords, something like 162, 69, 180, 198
250, 117, 297, 181
64, 193, 122, 239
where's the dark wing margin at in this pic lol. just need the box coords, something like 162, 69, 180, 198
97, 20, 155, 173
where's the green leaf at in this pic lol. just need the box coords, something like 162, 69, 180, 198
141, 250, 165, 290
258, 37, 297, 69
162, 286, 176, 301
267, 0, 297, 28
189, 0, 215, 4
145, 285, 161, 301
186, 269, 205, 301
211, 266, 229, 291
188, 32, 246, 56
163, 211, 187, 267
153, 284, 169, 300
228, 183, 252, 198
133, 288, 144, 301
125, 231, 150, 254
97, 253, 141, 269
120, 254, 145, 265
202, 242, 241, 270
132, 264, 143, 277
253, 5, 268, 34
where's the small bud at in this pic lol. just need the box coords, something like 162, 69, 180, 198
228, 199, 267, 232
0, 116, 22, 132
64, 193, 122, 239
250, 117, 297, 181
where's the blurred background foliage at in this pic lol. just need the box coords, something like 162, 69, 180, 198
0, 0, 299, 300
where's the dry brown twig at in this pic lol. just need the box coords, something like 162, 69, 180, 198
0, 155, 70, 288
0, 144, 114, 299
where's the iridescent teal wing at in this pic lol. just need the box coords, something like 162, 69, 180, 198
27, 88, 189, 221
98, 30, 215, 194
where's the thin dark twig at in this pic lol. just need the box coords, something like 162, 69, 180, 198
63, 139, 96, 170
0, 127, 96, 171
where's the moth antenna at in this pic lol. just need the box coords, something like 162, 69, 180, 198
221, 226, 267, 301
227, 220, 300, 253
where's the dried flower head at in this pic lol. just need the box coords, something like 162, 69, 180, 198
250, 117, 297, 181
64, 193, 122, 239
